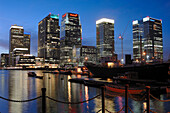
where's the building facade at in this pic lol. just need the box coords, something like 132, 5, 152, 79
60, 12, 82, 66
1, 53, 9, 67
38, 13, 60, 65
16, 54, 35, 68
80, 46, 97, 63
96, 18, 115, 63
133, 17, 163, 63
9, 25, 30, 66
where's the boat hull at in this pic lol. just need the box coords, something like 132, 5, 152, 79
84, 62, 170, 81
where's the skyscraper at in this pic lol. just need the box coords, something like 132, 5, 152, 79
96, 18, 114, 62
9, 25, 30, 66
60, 12, 82, 66
38, 13, 60, 65
133, 16, 163, 63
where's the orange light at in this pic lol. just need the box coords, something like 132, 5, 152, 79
68, 59, 71, 62
119, 36, 122, 39
62, 13, 66, 18
70, 14, 78, 17
85, 57, 88, 61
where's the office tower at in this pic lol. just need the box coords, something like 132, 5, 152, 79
38, 13, 60, 65
9, 25, 30, 66
96, 18, 114, 63
24, 32, 31, 54
80, 46, 97, 63
1, 53, 9, 67
60, 13, 82, 66
133, 16, 163, 63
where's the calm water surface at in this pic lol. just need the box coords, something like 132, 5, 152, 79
0, 70, 170, 113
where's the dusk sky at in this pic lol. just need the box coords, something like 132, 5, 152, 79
0, 0, 170, 61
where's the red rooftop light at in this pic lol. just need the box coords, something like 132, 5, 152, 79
62, 13, 66, 18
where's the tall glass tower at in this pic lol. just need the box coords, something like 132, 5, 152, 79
9, 25, 30, 66
38, 13, 60, 65
96, 18, 114, 62
60, 12, 82, 66
133, 16, 163, 63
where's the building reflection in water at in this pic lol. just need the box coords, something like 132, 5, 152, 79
0, 70, 170, 113
8, 70, 28, 113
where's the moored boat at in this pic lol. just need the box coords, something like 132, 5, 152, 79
35, 76, 43, 79
28, 72, 36, 77
84, 62, 170, 81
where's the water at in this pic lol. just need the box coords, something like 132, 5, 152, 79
0, 70, 170, 113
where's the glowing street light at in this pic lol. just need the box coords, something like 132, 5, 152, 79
119, 35, 123, 64
85, 57, 88, 61
68, 59, 71, 63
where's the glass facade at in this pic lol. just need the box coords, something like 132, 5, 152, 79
60, 13, 82, 66
38, 14, 60, 64
9, 25, 30, 66
1, 53, 9, 67
133, 17, 163, 63
96, 18, 114, 62
80, 46, 97, 63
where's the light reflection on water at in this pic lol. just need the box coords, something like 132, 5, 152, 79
0, 70, 170, 113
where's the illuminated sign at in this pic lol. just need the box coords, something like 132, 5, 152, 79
50, 14, 59, 19
70, 14, 78, 17
62, 13, 66, 18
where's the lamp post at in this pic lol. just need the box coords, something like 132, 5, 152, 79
119, 35, 123, 64
85, 57, 88, 62
143, 52, 146, 63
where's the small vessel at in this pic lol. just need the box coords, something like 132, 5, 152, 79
35, 76, 43, 79
28, 72, 36, 77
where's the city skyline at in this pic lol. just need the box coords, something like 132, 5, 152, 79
0, 0, 170, 61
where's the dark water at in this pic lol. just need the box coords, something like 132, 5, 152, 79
0, 70, 170, 113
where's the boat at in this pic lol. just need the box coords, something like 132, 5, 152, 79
28, 72, 36, 77
35, 76, 43, 79
84, 62, 170, 81
105, 84, 145, 95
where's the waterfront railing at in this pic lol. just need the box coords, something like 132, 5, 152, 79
0, 85, 170, 113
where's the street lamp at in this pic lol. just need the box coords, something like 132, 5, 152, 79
85, 57, 88, 62
68, 59, 71, 63
119, 35, 123, 64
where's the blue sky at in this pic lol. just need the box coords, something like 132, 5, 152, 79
0, 0, 170, 61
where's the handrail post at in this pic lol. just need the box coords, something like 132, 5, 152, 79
42, 88, 46, 113
101, 86, 105, 113
125, 84, 129, 113
146, 86, 150, 113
